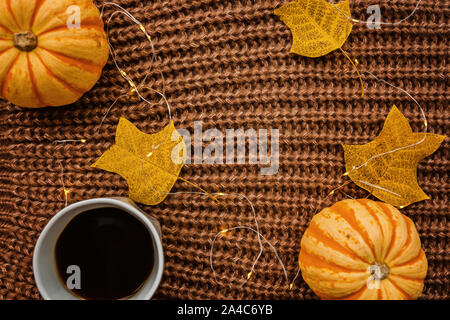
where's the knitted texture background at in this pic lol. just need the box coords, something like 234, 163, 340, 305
0, 0, 448, 299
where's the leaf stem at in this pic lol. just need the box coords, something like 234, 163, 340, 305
178, 176, 226, 207
339, 47, 364, 98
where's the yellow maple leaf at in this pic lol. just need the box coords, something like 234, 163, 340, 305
274, 0, 353, 58
91, 118, 186, 205
342, 105, 446, 208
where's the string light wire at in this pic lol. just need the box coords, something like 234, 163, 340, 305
332, 0, 422, 25
134, 182, 291, 287
102, 6, 172, 122
139, 154, 293, 287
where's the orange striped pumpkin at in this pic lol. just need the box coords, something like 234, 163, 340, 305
0, 0, 109, 108
299, 199, 427, 300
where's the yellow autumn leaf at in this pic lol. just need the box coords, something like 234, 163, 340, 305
342, 105, 446, 208
274, 0, 353, 58
91, 118, 186, 205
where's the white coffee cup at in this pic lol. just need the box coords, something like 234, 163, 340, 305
33, 197, 164, 300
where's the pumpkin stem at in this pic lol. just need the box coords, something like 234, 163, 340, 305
369, 262, 390, 281
13, 31, 38, 52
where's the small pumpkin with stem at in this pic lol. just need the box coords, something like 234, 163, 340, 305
299, 199, 427, 300
0, 0, 109, 108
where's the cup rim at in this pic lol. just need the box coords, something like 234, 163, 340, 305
33, 197, 164, 300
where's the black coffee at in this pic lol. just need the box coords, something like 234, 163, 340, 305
55, 207, 154, 300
